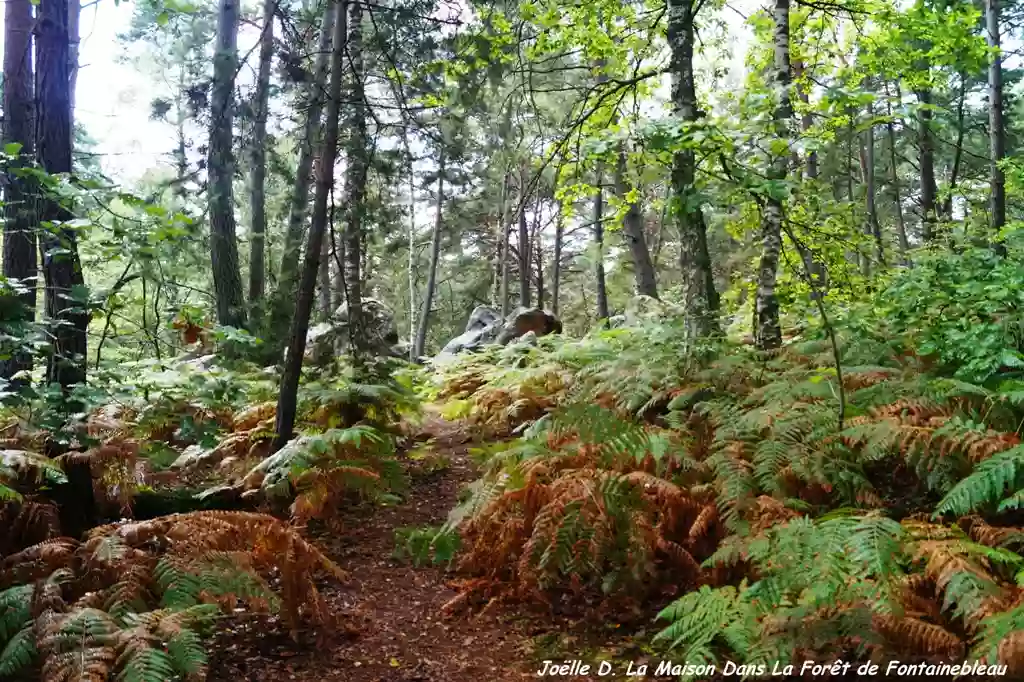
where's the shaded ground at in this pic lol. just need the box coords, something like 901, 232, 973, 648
206, 414, 549, 682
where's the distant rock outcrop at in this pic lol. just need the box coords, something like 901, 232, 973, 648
433, 306, 561, 364
302, 297, 406, 360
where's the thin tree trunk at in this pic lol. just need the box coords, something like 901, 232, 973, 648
987, 0, 1007, 256
916, 88, 937, 244
551, 199, 562, 317
319, 229, 331, 320
593, 168, 609, 323
490, 172, 509, 310
2, 0, 37, 384
406, 134, 416, 361
517, 170, 531, 309
940, 75, 967, 222
794, 59, 817, 179
534, 207, 544, 308
342, 0, 367, 352
499, 177, 511, 318
248, 0, 274, 316
208, 0, 246, 328
274, 0, 347, 451
413, 152, 444, 358
860, 107, 884, 267
274, 6, 334, 322
669, 0, 718, 336
68, 0, 80, 139
884, 81, 910, 262
616, 143, 658, 298
754, 0, 790, 351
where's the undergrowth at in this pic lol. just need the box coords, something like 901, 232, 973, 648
428, 245, 1024, 673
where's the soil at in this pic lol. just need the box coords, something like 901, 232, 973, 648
205, 415, 556, 682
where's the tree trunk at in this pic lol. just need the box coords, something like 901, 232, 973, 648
248, 0, 274, 316
413, 152, 444, 359
68, 0, 80, 138
860, 110, 884, 267
274, 0, 347, 451
517, 175, 531, 309
490, 171, 509, 311
940, 76, 967, 222
319, 227, 332, 320
593, 169, 609, 323
986, 0, 1007, 256
754, 0, 790, 351
499, 178, 511, 318
916, 88, 937, 244
208, 0, 246, 328
668, 0, 718, 336
37, 0, 88, 394
793, 59, 817, 179
551, 197, 562, 318
406, 134, 416, 362
884, 81, 910, 262
534, 209, 544, 308
275, 6, 334, 312
616, 143, 658, 298
2, 0, 37, 384
341, 0, 367, 353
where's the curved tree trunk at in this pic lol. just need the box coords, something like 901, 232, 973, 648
248, 0, 275, 319
208, 0, 246, 328
2, 0, 37, 384
413, 152, 445, 359
274, 0, 347, 451
274, 6, 334, 325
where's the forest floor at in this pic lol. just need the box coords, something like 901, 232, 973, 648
204, 412, 640, 682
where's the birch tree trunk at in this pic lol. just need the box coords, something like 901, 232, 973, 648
413, 152, 444, 358
616, 144, 658, 298
754, 0, 791, 351
248, 0, 274, 315
986, 0, 1007, 256
2, 0, 37, 383
274, 0, 347, 451
668, 0, 718, 336
208, 0, 246, 328
342, 0, 368, 352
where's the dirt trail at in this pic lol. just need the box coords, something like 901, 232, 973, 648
206, 414, 541, 682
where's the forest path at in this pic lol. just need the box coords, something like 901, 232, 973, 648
206, 410, 544, 682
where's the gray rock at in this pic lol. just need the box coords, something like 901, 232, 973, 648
434, 306, 561, 363
624, 295, 684, 325
300, 297, 403, 360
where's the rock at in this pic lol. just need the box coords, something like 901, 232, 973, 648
624, 295, 684, 325
513, 330, 538, 346
495, 307, 562, 345
300, 297, 403, 360
465, 305, 501, 333
170, 443, 211, 471
434, 306, 561, 362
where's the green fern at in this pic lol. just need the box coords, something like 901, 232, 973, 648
934, 445, 1024, 517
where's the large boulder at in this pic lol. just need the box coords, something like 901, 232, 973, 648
303, 297, 404, 360
496, 307, 562, 345
433, 306, 561, 363
624, 295, 685, 325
